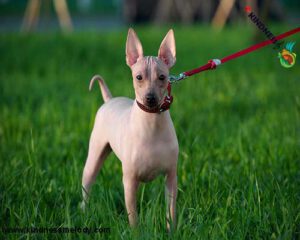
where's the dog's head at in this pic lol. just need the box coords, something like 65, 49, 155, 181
126, 28, 176, 110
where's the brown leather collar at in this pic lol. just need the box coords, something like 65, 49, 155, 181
136, 100, 161, 113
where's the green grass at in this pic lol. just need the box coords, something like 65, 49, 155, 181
1, 25, 300, 239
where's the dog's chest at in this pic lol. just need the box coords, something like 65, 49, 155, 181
130, 135, 178, 182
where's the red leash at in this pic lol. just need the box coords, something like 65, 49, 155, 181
170, 27, 300, 82
137, 27, 300, 114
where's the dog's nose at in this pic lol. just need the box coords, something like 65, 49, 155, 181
146, 93, 156, 106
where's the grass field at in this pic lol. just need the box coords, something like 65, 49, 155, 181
1, 25, 300, 239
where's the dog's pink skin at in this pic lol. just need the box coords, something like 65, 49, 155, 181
81, 29, 178, 230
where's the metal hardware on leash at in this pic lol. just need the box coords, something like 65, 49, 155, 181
169, 73, 187, 84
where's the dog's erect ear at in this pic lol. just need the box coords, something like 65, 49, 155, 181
126, 28, 144, 67
158, 29, 176, 68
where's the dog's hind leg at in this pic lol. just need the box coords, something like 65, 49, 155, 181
81, 129, 111, 210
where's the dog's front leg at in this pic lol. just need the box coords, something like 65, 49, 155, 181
123, 176, 139, 227
165, 171, 177, 231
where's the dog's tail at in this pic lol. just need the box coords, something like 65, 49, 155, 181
89, 75, 112, 103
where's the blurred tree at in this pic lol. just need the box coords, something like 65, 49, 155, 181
21, 0, 73, 32
212, 0, 236, 28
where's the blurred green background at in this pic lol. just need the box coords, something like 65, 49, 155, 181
0, 0, 300, 239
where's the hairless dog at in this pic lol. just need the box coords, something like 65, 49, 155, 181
81, 28, 179, 230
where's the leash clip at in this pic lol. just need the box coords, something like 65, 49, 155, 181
169, 72, 186, 84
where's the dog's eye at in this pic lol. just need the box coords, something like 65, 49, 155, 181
159, 74, 165, 80
136, 75, 143, 81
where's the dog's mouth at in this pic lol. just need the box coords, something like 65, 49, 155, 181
143, 96, 166, 110
141, 103, 159, 112
143, 101, 158, 109
142, 94, 160, 109
137, 96, 166, 113
136, 100, 160, 113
